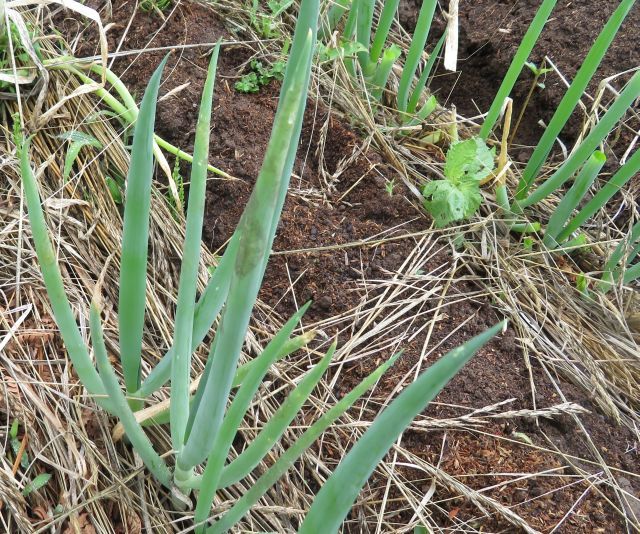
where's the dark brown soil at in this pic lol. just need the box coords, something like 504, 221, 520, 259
399, 0, 640, 159
55, 1, 639, 532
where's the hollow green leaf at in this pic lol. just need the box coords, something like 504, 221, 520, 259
543, 150, 606, 249
369, 44, 401, 101
137, 236, 238, 398
91, 302, 172, 487
300, 322, 505, 533
21, 473, 51, 497
219, 342, 334, 489
206, 351, 401, 533
353, 0, 375, 72
622, 262, 640, 285
20, 136, 112, 412
369, 0, 400, 64
321, 0, 350, 39
600, 220, 640, 291
557, 147, 640, 243
141, 330, 314, 429
170, 44, 220, 451
179, 27, 317, 472
193, 306, 315, 532
518, 71, 640, 210
406, 31, 446, 117
516, 0, 636, 199
397, 0, 437, 112
139, 66, 314, 395
118, 55, 168, 397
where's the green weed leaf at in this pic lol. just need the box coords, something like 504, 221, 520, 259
423, 179, 483, 227
22, 473, 51, 497
443, 138, 495, 184
59, 131, 103, 182
423, 138, 495, 227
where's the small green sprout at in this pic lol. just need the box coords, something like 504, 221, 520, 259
422, 138, 495, 227
511, 431, 534, 446
0, 21, 42, 93
524, 61, 553, 90
385, 178, 396, 196
317, 41, 367, 63
139, 0, 171, 13
235, 72, 260, 93
235, 60, 286, 93
9, 420, 29, 470
7, 420, 52, 497
105, 171, 125, 205
267, 0, 293, 16
249, 0, 279, 37
168, 158, 185, 220
575, 272, 589, 296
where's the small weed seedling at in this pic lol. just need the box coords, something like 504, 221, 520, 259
317, 40, 367, 63
422, 138, 495, 227
168, 158, 186, 220
139, 0, 172, 14
248, 0, 291, 38
385, 178, 396, 196
7, 420, 51, 497
267, 0, 293, 16
0, 20, 42, 94
105, 175, 123, 205
59, 130, 103, 182
509, 60, 553, 144
235, 59, 286, 93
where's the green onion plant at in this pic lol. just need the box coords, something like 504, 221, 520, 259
322, 0, 444, 123
21, 2, 505, 530
477, 0, 640, 288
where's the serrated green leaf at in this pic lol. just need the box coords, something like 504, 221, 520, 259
443, 138, 495, 184
423, 138, 493, 227
422, 177, 483, 227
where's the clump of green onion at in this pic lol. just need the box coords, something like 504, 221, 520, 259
324, 0, 443, 123
21, 0, 504, 530
474, 0, 639, 291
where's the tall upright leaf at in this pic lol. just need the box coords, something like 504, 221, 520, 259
118, 56, 168, 396
517, 71, 640, 210
397, 0, 437, 112
170, 45, 220, 450
516, 0, 636, 199
178, 32, 317, 471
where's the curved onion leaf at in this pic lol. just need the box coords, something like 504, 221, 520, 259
20, 137, 113, 412
300, 321, 505, 533
118, 55, 168, 396
170, 44, 220, 450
